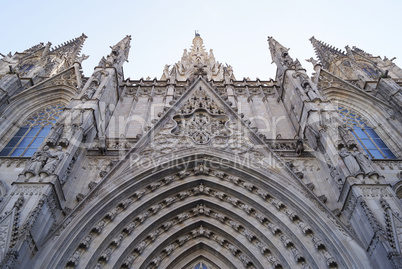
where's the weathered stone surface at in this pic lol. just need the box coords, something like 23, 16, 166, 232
0, 33, 400, 269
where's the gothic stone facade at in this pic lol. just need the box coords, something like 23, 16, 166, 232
0, 33, 401, 269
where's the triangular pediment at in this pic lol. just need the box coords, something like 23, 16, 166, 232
115, 77, 286, 175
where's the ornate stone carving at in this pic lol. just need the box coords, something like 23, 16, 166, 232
24, 146, 50, 176
172, 110, 230, 145
339, 147, 361, 176
352, 148, 377, 175
323, 250, 337, 267
99, 247, 112, 261
41, 146, 65, 175
79, 235, 92, 249
67, 250, 81, 266
92, 220, 106, 234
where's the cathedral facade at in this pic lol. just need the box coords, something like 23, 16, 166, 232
0, 33, 401, 268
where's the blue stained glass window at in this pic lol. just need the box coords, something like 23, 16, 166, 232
194, 264, 207, 269
0, 104, 64, 157
338, 107, 396, 159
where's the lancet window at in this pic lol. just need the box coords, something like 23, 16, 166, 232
0, 104, 64, 157
338, 106, 396, 159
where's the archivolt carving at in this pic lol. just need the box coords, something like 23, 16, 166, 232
140, 225, 260, 269
89, 202, 285, 269
64, 172, 338, 268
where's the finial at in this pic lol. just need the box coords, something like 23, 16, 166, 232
195, 30, 200, 37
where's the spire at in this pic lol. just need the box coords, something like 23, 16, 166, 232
100, 35, 131, 68
268, 36, 290, 61
309, 36, 345, 69
161, 33, 231, 81
268, 36, 302, 72
189, 34, 208, 64
51, 33, 87, 66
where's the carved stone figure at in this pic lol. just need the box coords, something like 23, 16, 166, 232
338, 125, 356, 149
162, 64, 170, 80
47, 124, 64, 146
135, 241, 146, 254
339, 147, 361, 175
83, 86, 96, 99
178, 235, 190, 245
256, 241, 270, 253
92, 220, 105, 233
176, 212, 189, 222
306, 57, 318, 66
79, 235, 92, 249
352, 148, 376, 175
42, 146, 64, 174
150, 255, 162, 267
281, 51, 294, 67
77, 54, 89, 64
112, 234, 123, 246
24, 146, 50, 175
296, 139, 304, 156
164, 244, 175, 255
228, 244, 239, 255
302, 82, 320, 100
100, 247, 112, 261
239, 253, 251, 266
59, 123, 75, 147
146, 229, 159, 242
67, 250, 81, 266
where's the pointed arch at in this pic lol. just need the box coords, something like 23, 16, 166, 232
170, 251, 228, 269
0, 67, 79, 153
320, 71, 402, 158
337, 106, 396, 159
0, 103, 64, 157
36, 150, 371, 269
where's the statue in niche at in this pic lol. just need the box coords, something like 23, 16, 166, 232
59, 109, 82, 147
47, 123, 64, 147
339, 147, 361, 175
59, 123, 75, 147
24, 146, 50, 175
42, 146, 65, 174
352, 147, 376, 175
338, 125, 356, 149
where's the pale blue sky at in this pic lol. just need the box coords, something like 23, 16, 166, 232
1, 0, 401, 79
